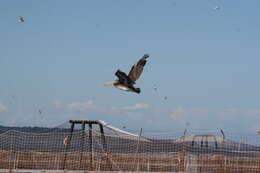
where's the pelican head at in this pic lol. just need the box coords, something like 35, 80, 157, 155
103, 80, 118, 86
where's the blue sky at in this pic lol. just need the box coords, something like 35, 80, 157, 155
0, 0, 260, 133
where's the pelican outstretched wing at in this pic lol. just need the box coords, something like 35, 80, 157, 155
128, 54, 149, 83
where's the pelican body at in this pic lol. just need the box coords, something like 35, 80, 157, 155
104, 54, 149, 94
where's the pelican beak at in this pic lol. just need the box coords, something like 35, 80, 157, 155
103, 80, 116, 86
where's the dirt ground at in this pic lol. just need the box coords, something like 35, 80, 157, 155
1, 151, 259, 172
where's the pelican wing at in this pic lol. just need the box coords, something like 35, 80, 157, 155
128, 54, 149, 83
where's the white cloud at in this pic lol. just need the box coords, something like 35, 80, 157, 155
112, 103, 149, 111
53, 100, 96, 111
68, 100, 96, 110
0, 103, 7, 112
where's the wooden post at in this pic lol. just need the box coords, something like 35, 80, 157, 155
89, 123, 93, 170
135, 128, 143, 172
220, 129, 225, 173
182, 129, 187, 172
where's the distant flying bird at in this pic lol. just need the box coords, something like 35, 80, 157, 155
18, 16, 25, 23
153, 84, 157, 91
38, 109, 42, 114
104, 54, 150, 94
213, 6, 220, 10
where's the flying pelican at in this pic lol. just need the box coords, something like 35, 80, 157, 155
104, 54, 150, 94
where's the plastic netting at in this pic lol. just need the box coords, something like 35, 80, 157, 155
0, 124, 260, 172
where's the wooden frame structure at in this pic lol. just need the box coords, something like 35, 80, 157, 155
63, 120, 107, 170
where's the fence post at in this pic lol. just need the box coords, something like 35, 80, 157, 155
220, 129, 225, 173
134, 128, 143, 172
88, 123, 93, 170
10, 131, 15, 170
182, 129, 187, 172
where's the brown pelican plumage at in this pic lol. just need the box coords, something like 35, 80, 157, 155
104, 54, 150, 94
